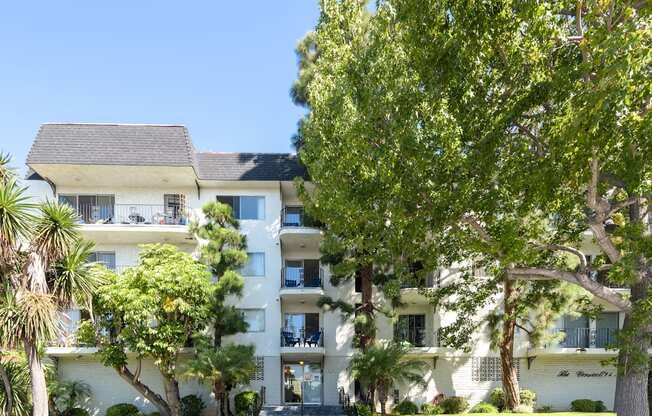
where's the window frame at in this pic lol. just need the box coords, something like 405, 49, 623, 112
240, 252, 265, 277
240, 309, 266, 332
216, 195, 265, 220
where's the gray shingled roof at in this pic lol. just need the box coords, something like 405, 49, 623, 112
196, 152, 307, 181
27, 123, 196, 167
26, 123, 308, 181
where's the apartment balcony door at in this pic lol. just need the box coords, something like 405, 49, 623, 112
283, 363, 322, 405
284, 313, 320, 339
596, 312, 619, 348
394, 314, 426, 347
563, 316, 590, 348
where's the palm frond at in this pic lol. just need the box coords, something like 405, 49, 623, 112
0, 286, 22, 348
0, 178, 35, 272
0, 355, 31, 416
16, 290, 60, 343
53, 240, 106, 308
31, 201, 79, 265
0, 152, 16, 184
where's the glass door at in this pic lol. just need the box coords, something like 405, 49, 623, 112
282, 363, 322, 405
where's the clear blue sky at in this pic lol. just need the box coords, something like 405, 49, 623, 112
0, 1, 319, 172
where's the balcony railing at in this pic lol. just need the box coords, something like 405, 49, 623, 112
400, 274, 438, 289
281, 328, 324, 348
280, 207, 321, 228
552, 328, 619, 348
72, 203, 192, 225
281, 267, 324, 289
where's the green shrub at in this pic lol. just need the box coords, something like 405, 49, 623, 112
420, 403, 443, 415
440, 396, 469, 414
513, 404, 534, 413
469, 402, 499, 413
354, 403, 372, 416
489, 388, 537, 410
75, 320, 97, 346
148, 413, 161, 416
570, 399, 605, 412
64, 409, 90, 416
394, 400, 419, 415
106, 403, 141, 416
180, 395, 205, 416
536, 405, 553, 413
234, 391, 261, 416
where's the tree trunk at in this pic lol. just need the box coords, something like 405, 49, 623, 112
377, 384, 387, 416
360, 263, 374, 352
500, 280, 520, 410
25, 340, 48, 416
162, 375, 182, 416
115, 365, 171, 416
614, 315, 650, 416
0, 361, 13, 416
212, 383, 224, 416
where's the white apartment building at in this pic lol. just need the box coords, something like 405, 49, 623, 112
24, 123, 629, 414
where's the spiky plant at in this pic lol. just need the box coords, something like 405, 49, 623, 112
0, 353, 31, 416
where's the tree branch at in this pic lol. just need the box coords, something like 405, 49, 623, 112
507, 267, 631, 311
587, 157, 622, 264
608, 197, 640, 216
460, 215, 505, 257
535, 243, 587, 270
116, 365, 171, 416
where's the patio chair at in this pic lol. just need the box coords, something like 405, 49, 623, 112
305, 331, 322, 347
282, 331, 300, 347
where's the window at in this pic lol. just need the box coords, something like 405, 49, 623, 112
394, 315, 426, 347
88, 252, 116, 270
216, 196, 265, 220
164, 194, 187, 223
471, 357, 520, 382
240, 309, 265, 332
241, 252, 265, 276
58, 194, 115, 223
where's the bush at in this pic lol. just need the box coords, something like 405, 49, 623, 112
234, 391, 261, 416
354, 403, 372, 416
106, 404, 141, 416
513, 404, 534, 413
470, 402, 499, 413
394, 400, 419, 415
64, 409, 90, 416
489, 388, 537, 410
148, 413, 161, 416
570, 399, 605, 412
420, 403, 443, 415
180, 395, 205, 416
75, 320, 97, 346
536, 405, 553, 413
440, 396, 469, 414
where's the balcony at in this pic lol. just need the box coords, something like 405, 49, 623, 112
280, 266, 324, 301
66, 202, 194, 244
279, 207, 322, 250
551, 327, 618, 349
280, 328, 325, 359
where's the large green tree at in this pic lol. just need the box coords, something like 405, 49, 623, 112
95, 244, 215, 416
188, 201, 254, 416
299, 1, 651, 415
0, 154, 103, 416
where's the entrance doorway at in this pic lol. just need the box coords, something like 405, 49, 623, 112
282, 362, 322, 405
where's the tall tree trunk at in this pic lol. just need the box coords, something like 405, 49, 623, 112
360, 263, 374, 352
377, 384, 387, 416
24, 340, 48, 416
500, 279, 520, 410
212, 383, 225, 416
115, 365, 171, 416
162, 375, 182, 416
0, 361, 13, 416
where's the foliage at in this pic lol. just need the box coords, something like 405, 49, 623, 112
50, 380, 92, 415
233, 391, 262, 416
470, 402, 500, 414
63, 408, 90, 416
0, 355, 31, 416
536, 406, 553, 413
419, 403, 443, 415
570, 400, 606, 413
353, 403, 371, 416
393, 400, 418, 415
491, 389, 537, 411
75, 320, 96, 346
179, 395, 204, 416
513, 404, 534, 414
349, 341, 428, 414
439, 397, 469, 415
105, 403, 141, 416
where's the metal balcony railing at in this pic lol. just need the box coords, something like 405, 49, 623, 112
552, 327, 619, 348
72, 203, 192, 225
280, 328, 324, 348
400, 274, 439, 289
280, 207, 321, 228
281, 267, 324, 289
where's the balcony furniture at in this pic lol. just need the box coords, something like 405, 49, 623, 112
282, 331, 301, 347
305, 331, 322, 347
284, 278, 301, 288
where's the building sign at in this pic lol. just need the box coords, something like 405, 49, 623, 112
557, 369, 614, 378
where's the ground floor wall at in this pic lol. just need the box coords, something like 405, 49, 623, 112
55, 353, 617, 415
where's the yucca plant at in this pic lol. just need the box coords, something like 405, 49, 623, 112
0, 352, 31, 416
0, 153, 105, 416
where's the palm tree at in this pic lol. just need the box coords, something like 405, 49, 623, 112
0, 352, 31, 416
182, 340, 256, 416
349, 341, 428, 416
0, 153, 104, 416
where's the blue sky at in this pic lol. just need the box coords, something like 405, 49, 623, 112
0, 1, 319, 172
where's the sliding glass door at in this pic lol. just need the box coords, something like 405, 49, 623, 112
282, 363, 322, 405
